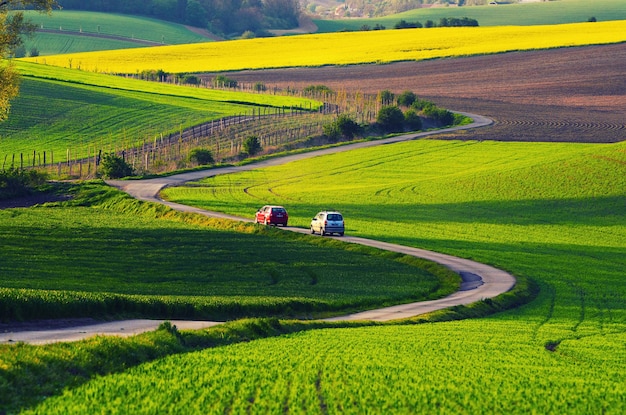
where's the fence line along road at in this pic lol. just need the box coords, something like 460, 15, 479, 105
1, 112, 516, 345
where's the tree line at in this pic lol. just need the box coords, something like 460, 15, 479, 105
56, 0, 301, 37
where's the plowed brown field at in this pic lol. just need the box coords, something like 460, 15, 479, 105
221, 43, 626, 143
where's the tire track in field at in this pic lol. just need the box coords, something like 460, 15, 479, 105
1, 112, 518, 344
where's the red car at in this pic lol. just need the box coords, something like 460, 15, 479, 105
254, 205, 288, 226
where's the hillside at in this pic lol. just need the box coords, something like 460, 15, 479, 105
314, 0, 626, 31
19, 11, 214, 56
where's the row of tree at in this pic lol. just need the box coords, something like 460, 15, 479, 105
360, 16, 479, 31
56, 0, 301, 37
341, 0, 490, 18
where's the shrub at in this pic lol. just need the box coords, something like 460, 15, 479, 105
0, 168, 48, 200
243, 136, 262, 156
99, 153, 134, 179
411, 98, 434, 111
188, 148, 214, 165
377, 106, 405, 133
303, 85, 334, 96
323, 114, 362, 141
397, 90, 417, 107
394, 20, 422, 29
423, 106, 455, 126
180, 75, 200, 85
404, 109, 422, 131
213, 75, 238, 88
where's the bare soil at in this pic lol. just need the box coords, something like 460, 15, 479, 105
218, 43, 626, 143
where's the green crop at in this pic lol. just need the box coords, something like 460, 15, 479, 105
315, 0, 626, 32
21, 10, 210, 55
0, 182, 457, 322
135, 138, 625, 413
0, 63, 319, 163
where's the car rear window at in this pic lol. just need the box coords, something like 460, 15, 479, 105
327, 214, 342, 221
272, 208, 285, 213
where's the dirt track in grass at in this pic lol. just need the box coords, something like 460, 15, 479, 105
218, 43, 626, 143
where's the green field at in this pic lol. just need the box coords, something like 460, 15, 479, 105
103, 138, 626, 413
314, 0, 626, 32
2, 4, 626, 413
3, 102, 625, 414
20, 10, 211, 55
0, 62, 319, 164
0, 182, 457, 322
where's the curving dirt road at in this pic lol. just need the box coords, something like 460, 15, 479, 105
1, 112, 517, 345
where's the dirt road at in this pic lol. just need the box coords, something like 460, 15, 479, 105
1, 112, 517, 344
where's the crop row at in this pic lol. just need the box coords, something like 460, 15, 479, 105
23, 10, 210, 46
23, 321, 626, 414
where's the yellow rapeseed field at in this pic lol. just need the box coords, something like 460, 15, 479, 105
23, 20, 626, 74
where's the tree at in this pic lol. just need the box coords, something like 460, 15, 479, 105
0, 0, 58, 122
99, 153, 134, 179
323, 114, 361, 141
377, 106, 405, 133
188, 148, 214, 165
397, 90, 417, 107
243, 135, 262, 156
404, 109, 422, 131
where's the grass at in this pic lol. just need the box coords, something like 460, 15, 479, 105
3, 140, 623, 413
0, 62, 319, 163
132, 139, 626, 413
21, 32, 144, 56
19, 10, 211, 55
22, 322, 624, 414
0, 181, 458, 322
21, 20, 626, 74
314, 0, 626, 32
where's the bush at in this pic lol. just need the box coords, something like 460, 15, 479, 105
423, 106, 455, 127
394, 20, 422, 29
376, 106, 405, 133
0, 168, 48, 200
243, 136, 262, 156
253, 82, 267, 92
99, 153, 134, 179
323, 114, 362, 141
397, 90, 417, 107
404, 109, 422, 131
411, 98, 434, 111
179, 75, 200, 85
188, 148, 214, 165
303, 85, 334, 96
213, 75, 238, 88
